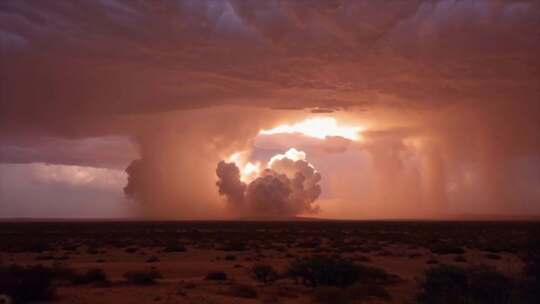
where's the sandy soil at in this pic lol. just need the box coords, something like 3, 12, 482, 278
0, 221, 535, 303
1, 245, 525, 303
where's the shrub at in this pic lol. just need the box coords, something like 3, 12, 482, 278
226, 283, 258, 298
518, 255, 540, 304
454, 255, 467, 263
87, 247, 100, 255
352, 254, 372, 262
225, 255, 236, 261
485, 253, 501, 260
163, 244, 186, 252
296, 239, 321, 249
417, 264, 468, 304
124, 269, 162, 285
49, 263, 76, 280
0, 264, 56, 303
70, 268, 109, 285
221, 241, 246, 251
417, 264, 513, 304
313, 284, 390, 304
24, 242, 51, 253
287, 256, 357, 287
0, 294, 11, 304
251, 263, 278, 285
63, 244, 79, 251
287, 256, 397, 287
35, 254, 55, 261
525, 255, 540, 280
430, 243, 465, 255
205, 271, 227, 281
313, 286, 354, 304
348, 282, 391, 300
468, 266, 512, 304
125, 247, 138, 253
146, 256, 159, 263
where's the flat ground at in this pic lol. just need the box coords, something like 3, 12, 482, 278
1, 220, 538, 303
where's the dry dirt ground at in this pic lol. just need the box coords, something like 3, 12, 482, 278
0, 221, 538, 303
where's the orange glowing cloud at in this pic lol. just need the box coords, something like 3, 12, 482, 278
218, 147, 322, 217
268, 148, 307, 167
259, 117, 364, 141
227, 151, 261, 182
226, 147, 317, 183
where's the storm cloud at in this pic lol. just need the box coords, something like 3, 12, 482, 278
1, 1, 539, 218
216, 148, 322, 217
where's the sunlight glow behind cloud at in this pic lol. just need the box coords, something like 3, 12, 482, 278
268, 148, 307, 167
226, 148, 315, 183
227, 151, 261, 182
259, 117, 363, 141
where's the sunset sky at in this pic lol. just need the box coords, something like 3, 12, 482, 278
1, 0, 539, 219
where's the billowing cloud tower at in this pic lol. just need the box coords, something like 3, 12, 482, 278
216, 148, 321, 217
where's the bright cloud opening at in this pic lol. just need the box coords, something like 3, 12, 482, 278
225, 148, 317, 183
268, 148, 306, 167
259, 117, 363, 141
227, 151, 261, 182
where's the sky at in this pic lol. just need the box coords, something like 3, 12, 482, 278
0, 0, 539, 219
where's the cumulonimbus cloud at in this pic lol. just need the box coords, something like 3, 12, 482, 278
216, 148, 321, 217
1, 1, 539, 218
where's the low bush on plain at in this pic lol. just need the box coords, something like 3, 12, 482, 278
163, 244, 186, 252
417, 264, 513, 304
205, 271, 227, 281
221, 241, 246, 251
70, 268, 109, 285
430, 243, 466, 255
0, 264, 56, 303
251, 263, 278, 285
124, 269, 162, 285
287, 256, 398, 287
313, 283, 390, 304
226, 283, 258, 299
